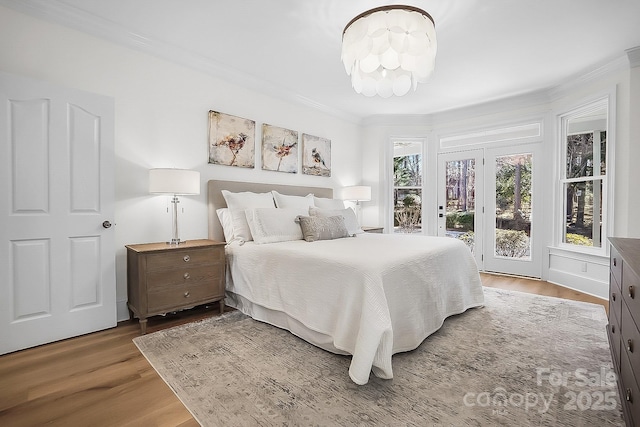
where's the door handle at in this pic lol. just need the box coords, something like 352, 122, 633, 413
102, 221, 112, 229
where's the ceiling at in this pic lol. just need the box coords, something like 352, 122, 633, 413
4, 0, 640, 121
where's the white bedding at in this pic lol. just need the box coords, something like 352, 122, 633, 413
225, 233, 484, 385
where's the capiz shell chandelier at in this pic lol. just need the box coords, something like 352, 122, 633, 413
341, 5, 437, 98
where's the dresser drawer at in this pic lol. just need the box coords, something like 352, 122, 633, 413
145, 246, 223, 271
621, 351, 640, 427
611, 244, 623, 287
621, 306, 640, 380
609, 317, 621, 369
147, 281, 222, 313
610, 273, 622, 327
622, 265, 640, 326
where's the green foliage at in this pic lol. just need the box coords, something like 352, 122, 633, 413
402, 194, 421, 207
566, 233, 593, 246
495, 229, 529, 258
446, 211, 475, 231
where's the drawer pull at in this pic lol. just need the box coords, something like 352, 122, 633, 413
628, 339, 634, 353
613, 258, 617, 267
611, 325, 616, 334
184, 291, 190, 298
612, 292, 616, 302
184, 272, 190, 280
629, 285, 635, 299
626, 388, 632, 403
183, 255, 191, 262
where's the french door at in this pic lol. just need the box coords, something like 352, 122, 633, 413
437, 144, 541, 278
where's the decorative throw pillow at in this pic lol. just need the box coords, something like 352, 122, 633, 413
309, 207, 363, 236
272, 191, 315, 209
245, 208, 307, 244
296, 215, 350, 242
313, 196, 345, 210
221, 190, 275, 243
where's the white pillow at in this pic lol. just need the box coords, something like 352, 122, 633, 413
272, 191, 315, 209
313, 196, 345, 210
245, 208, 307, 244
221, 190, 275, 243
216, 208, 234, 242
309, 206, 363, 236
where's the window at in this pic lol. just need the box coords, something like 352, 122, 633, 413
393, 140, 423, 233
559, 100, 609, 249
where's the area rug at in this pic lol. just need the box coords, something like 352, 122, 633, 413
133, 287, 623, 426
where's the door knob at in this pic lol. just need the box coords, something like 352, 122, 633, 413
102, 221, 112, 229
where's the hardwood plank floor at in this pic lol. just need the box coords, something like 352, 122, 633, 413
0, 274, 608, 426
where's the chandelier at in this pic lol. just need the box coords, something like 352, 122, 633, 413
341, 5, 437, 98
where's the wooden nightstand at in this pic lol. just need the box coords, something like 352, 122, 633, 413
362, 226, 384, 234
126, 239, 226, 334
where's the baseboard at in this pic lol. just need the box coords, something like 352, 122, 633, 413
546, 269, 608, 300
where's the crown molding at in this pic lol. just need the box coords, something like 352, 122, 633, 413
0, 0, 361, 124
626, 46, 640, 68
548, 53, 629, 101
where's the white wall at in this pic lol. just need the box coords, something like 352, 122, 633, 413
0, 6, 363, 320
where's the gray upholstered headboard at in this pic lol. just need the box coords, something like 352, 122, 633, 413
207, 180, 334, 241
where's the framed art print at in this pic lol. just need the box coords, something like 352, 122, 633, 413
302, 133, 331, 177
208, 110, 255, 168
261, 124, 298, 173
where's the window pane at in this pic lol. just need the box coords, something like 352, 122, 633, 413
564, 179, 603, 247
394, 188, 422, 233
393, 140, 423, 234
394, 155, 422, 187
566, 131, 606, 178
495, 154, 532, 259
445, 159, 475, 252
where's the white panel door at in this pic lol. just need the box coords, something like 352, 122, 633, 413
0, 71, 116, 354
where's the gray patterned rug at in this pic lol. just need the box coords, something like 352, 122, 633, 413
133, 287, 623, 426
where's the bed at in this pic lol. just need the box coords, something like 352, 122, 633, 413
207, 180, 484, 385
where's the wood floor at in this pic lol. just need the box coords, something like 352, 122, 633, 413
0, 273, 608, 427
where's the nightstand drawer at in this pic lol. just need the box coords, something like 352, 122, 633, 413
146, 247, 222, 271
146, 265, 222, 290
148, 281, 221, 312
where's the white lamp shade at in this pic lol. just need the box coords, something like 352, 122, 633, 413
149, 168, 200, 195
342, 185, 371, 202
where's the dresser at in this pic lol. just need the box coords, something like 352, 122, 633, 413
126, 239, 226, 334
608, 237, 640, 426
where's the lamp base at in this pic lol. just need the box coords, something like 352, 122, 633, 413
166, 238, 186, 245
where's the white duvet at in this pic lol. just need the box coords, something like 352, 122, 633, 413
225, 233, 484, 385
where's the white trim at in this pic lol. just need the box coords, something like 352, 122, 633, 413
439, 122, 542, 149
